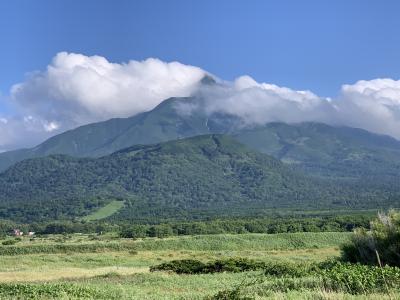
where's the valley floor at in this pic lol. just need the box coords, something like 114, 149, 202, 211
0, 232, 397, 299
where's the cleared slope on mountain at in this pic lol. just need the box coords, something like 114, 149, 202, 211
1, 134, 391, 223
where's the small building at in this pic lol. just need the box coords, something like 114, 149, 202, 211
27, 232, 35, 236
12, 229, 23, 236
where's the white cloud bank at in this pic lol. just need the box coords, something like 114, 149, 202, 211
1, 52, 400, 150
1, 52, 206, 150
11, 52, 206, 126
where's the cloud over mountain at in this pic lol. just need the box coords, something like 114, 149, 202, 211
1, 52, 206, 149
11, 52, 206, 126
335, 78, 400, 138
185, 76, 400, 139
186, 75, 337, 126
1, 52, 400, 150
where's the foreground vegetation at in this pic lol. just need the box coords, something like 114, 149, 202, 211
342, 210, 400, 267
0, 230, 397, 299
0, 211, 397, 299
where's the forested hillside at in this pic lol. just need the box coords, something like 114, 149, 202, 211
0, 135, 398, 223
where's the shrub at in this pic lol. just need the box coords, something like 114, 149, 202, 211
1, 240, 18, 246
150, 258, 265, 274
150, 259, 206, 274
207, 287, 254, 300
119, 225, 147, 239
263, 262, 308, 278
341, 210, 400, 266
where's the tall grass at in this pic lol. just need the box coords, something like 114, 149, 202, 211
0, 232, 350, 255
0, 282, 121, 300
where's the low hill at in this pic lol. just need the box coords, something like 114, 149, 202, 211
0, 135, 398, 223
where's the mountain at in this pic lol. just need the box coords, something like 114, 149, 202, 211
233, 122, 400, 179
1, 95, 400, 182
0, 97, 222, 172
1, 134, 395, 223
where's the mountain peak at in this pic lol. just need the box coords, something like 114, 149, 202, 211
200, 74, 217, 86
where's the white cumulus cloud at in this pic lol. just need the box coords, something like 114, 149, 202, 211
2, 52, 400, 151
178, 75, 338, 127
334, 78, 400, 138
11, 52, 206, 127
1, 52, 206, 150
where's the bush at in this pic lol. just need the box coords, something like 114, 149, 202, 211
150, 258, 265, 274
150, 259, 207, 274
207, 287, 254, 300
263, 262, 308, 278
1, 240, 18, 246
119, 225, 147, 239
341, 210, 400, 266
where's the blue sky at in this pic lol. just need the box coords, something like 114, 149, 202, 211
1, 0, 400, 98
2, 0, 400, 150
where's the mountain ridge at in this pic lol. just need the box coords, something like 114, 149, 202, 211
1, 96, 400, 182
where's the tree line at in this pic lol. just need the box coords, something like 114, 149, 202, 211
0, 214, 372, 238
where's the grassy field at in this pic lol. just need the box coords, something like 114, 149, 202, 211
0, 232, 397, 299
81, 200, 125, 221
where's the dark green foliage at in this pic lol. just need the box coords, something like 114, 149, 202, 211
150, 258, 266, 274
263, 262, 308, 278
263, 260, 400, 294
119, 225, 148, 239
150, 259, 207, 274
207, 283, 255, 300
320, 261, 400, 294
119, 214, 371, 238
0, 283, 118, 299
1, 240, 18, 246
341, 210, 400, 267
3, 214, 371, 237
153, 258, 400, 295
0, 134, 397, 223
213, 261, 400, 297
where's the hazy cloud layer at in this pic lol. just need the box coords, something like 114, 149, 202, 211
2, 52, 400, 150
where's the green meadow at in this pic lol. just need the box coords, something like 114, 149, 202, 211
81, 200, 125, 221
0, 232, 397, 299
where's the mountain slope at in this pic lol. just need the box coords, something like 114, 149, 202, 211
0, 97, 218, 171
1, 96, 400, 182
1, 134, 394, 223
233, 122, 400, 178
